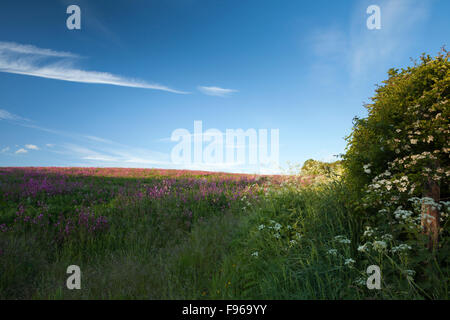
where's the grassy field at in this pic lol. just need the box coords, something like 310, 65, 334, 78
0, 167, 448, 299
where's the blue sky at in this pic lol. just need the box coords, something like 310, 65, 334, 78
0, 0, 449, 173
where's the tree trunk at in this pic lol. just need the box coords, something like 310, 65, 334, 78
421, 172, 440, 251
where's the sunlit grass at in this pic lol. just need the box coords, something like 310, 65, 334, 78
0, 167, 447, 299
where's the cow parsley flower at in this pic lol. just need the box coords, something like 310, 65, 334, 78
354, 277, 366, 286
373, 241, 387, 252
344, 258, 355, 266
357, 243, 369, 252
391, 244, 412, 253
363, 226, 374, 238
335, 235, 351, 244
327, 249, 338, 256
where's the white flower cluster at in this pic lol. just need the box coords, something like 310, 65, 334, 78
344, 258, 355, 266
372, 240, 388, 252
327, 249, 338, 256
408, 196, 442, 210
363, 226, 375, 238
354, 277, 366, 286
394, 207, 413, 220
381, 234, 393, 241
264, 220, 283, 238
357, 243, 369, 252
391, 244, 412, 254
367, 172, 412, 195
257, 220, 304, 248
334, 235, 351, 244
404, 269, 416, 281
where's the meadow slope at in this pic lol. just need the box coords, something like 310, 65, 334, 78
0, 167, 448, 299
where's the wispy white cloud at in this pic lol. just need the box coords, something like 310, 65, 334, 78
1, 108, 278, 173
0, 109, 15, 120
1, 146, 10, 153
82, 155, 119, 162
123, 157, 167, 165
198, 86, 238, 97
84, 135, 113, 144
0, 41, 188, 94
25, 144, 39, 150
15, 148, 27, 154
173, 162, 282, 175
0, 41, 78, 58
157, 132, 207, 143
0, 108, 28, 121
60, 144, 121, 163
0, 108, 171, 167
61, 143, 170, 166
348, 0, 430, 77
308, 0, 431, 80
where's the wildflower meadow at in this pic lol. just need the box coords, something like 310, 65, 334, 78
0, 50, 449, 300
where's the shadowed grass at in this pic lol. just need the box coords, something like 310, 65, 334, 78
0, 168, 447, 299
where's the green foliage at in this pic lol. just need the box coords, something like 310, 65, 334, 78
343, 48, 449, 199
210, 177, 449, 299
301, 159, 344, 178
210, 181, 366, 299
341, 48, 450, 299
1, 50, 449, 300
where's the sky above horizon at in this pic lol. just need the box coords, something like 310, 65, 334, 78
0, 0, 449, 174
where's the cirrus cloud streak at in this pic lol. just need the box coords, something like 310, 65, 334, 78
197, 86, 238, 97
0, 41, 188, 94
